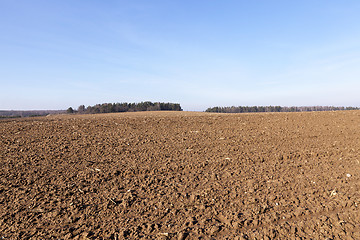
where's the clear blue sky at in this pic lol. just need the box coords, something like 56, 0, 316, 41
1, 0, 360, 111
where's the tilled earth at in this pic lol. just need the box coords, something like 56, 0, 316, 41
1, 111, 360, 239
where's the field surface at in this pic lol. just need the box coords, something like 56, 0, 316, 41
1, 111, 360, 239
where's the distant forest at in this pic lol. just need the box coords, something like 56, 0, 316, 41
205, 106, 359, 113
67, 101, 182, 114
0, 110, 65, 118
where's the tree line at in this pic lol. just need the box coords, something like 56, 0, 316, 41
0, 110, 65, 118
205, 106, 359, 113
67, 101, 182, 114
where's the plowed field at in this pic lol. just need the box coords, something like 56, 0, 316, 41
1, 111, 360, 239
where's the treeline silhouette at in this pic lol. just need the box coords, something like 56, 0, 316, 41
0, 110, 65, 118
205, 106, 359, 113
67, 101, 182, 114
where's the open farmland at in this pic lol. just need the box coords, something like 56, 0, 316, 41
1, 111, 360, 239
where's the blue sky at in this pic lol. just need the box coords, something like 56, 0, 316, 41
1, 0, 360, 111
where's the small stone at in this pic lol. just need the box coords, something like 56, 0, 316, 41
178, 232, 185, 240
209, 225, 220, 234
330, 189, 337, 196
64, 233, 72, 240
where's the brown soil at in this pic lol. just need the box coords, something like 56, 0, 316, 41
1, 111, 360, 239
